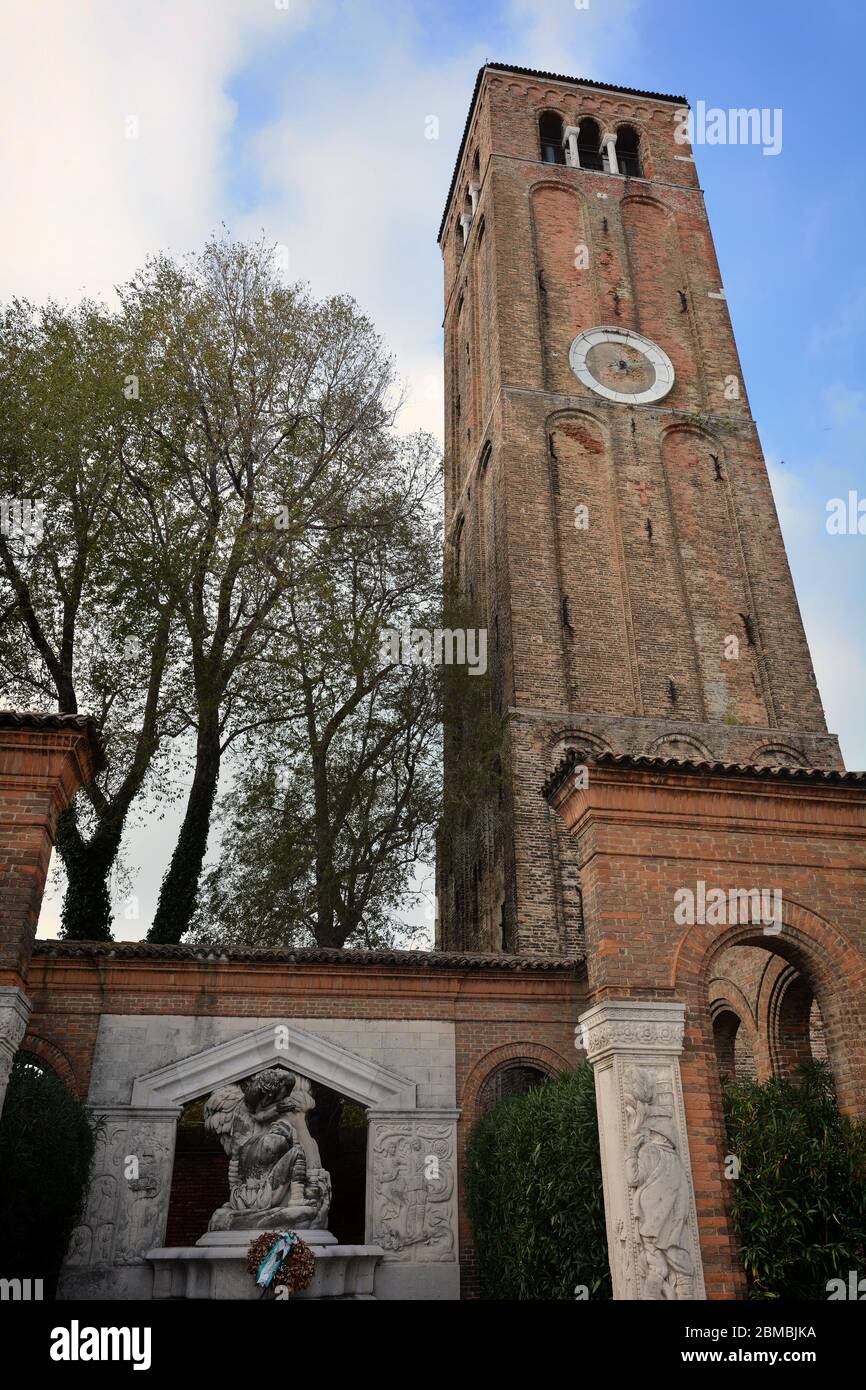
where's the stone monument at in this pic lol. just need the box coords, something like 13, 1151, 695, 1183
203, 1068, 331, 1233
147, 1062, 383, 1298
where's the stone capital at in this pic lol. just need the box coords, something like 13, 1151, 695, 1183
577, 999, 686, 1063
0, 986, 33, 1116
0, 985, 32, 1055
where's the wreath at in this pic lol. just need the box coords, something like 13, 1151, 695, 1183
246, 1230, 316, 1297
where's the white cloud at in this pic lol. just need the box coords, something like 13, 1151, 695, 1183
0, 0, 311, 304
507, 0, 641, 76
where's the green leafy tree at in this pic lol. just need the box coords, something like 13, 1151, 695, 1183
116, 236, 413, 943
1, 235, 440, 945
0, 299, 183, 938
192, 432, 443, 949
0, 1054, 100, 1298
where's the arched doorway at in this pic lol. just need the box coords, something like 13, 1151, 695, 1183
709, 940, 832, 1087
477, 1060, 554, 1115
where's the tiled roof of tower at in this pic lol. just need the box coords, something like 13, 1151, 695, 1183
438, 61, 689, 242
541, 749, 866, 801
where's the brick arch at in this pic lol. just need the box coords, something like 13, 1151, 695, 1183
708, 976, 757, 1030
529, 185, 596, 389
749, 741, 807, 767
759, 959, 817, 1079
673, 899, 866, 1116
709, 958, 769, 1079
647, 731, 714, 760
708, 990, 759, 1081
615, 118, 652, 171
20, 1033, 79, 1093
711, 1007, 742, 1080
548, 727, 612, 769
546, 403, 609, 435
543, 407, 632, 713
659, 418, 726, 452
460, 1041, 574, 1123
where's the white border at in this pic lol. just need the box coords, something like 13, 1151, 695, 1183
568, 325, 675, 404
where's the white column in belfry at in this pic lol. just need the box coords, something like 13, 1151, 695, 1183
602, 130, 619, 174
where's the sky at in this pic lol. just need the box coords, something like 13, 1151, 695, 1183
1, 0, 862, 939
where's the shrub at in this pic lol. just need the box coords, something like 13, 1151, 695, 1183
465, 1063, 611, 1300
723, 1061, 866, 1299
0, 1055, 100, 1297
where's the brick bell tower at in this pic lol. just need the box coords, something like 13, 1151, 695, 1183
435, 63, 843, 957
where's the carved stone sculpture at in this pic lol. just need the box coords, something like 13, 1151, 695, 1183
204, 1068, 331, 1232
623, 1065, 693, 1299
368, 1120, 455, 1260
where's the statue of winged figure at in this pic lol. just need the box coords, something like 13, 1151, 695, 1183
203, 1068, 332, 1233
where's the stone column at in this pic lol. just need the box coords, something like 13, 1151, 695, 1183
0, 985, 32, 1114
468, 181, 481, 214
0, 711, 103, 1116
563, 125, 581, 167
602, 130, 619, 174
578, 1000, 706, 1300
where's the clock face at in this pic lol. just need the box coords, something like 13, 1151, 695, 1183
568, 326, 675, 405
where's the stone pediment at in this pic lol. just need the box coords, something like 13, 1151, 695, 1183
130, 1021, 418, 1113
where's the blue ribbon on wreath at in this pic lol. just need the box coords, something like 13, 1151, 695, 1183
256, 1230, 298, 1289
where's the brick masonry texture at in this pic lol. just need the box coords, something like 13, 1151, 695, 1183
0, 717, 102, 986
435, 68, 842, 958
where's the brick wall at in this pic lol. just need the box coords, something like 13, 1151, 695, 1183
0, 714, 102, 988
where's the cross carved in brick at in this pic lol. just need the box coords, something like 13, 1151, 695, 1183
633, 479, 650, 505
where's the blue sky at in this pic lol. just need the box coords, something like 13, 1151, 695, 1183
1, 0, 862, 935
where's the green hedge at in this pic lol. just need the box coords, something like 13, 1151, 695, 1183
723, 1061, 866, 1299
466, 1058, 866, 1302
465, 1063, 611, 1300
0, 1055, 100, 1298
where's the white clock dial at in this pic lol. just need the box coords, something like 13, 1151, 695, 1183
568, 326, 675, 405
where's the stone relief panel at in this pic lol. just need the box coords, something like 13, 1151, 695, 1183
113, 1119, 175, 1266
61, 1118, 130, 1275
622, 1063, 696, 1300
367, 1114, 458, 1263
65, 1224, 93, 1268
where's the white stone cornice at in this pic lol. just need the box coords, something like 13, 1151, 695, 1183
0, 986, 32, 1053
577, 1000, 686, 1063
